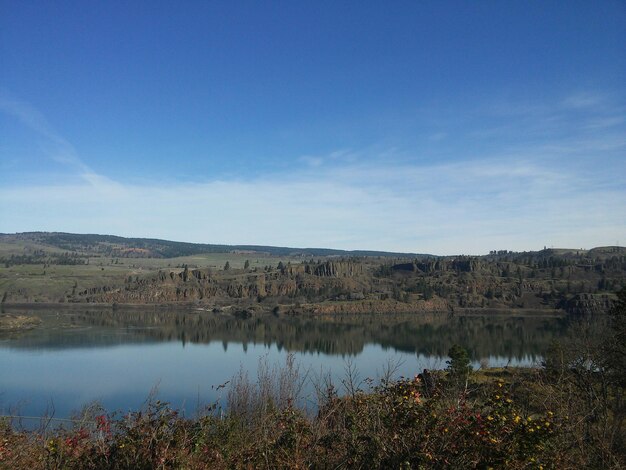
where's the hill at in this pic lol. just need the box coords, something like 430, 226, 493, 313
0, 232, 624, 315
0, 232, 424, 259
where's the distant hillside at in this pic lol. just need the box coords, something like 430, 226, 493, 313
0, 232, 426, 259
1, 232, 624, 315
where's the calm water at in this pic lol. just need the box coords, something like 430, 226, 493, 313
0, 308, 572, 420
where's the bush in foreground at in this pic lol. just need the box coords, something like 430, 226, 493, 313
1, 373, 569, 469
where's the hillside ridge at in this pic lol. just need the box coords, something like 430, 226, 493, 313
1, 232, 624, 315
0, 232, 428, 258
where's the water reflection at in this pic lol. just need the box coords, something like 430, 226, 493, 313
0, 308, 572, 419
2, 308, 570, 361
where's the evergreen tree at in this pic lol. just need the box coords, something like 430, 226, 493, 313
446, 344, 472, 383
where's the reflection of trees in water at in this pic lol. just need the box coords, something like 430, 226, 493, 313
2, 309, 160, 350
46, 309, 574, 360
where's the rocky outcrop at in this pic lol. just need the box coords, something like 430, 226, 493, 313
282, 260, 364, 277
75, 262, 369, 305
562, 293, 617, 315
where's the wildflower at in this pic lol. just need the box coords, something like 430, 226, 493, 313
514, 415, 521, 424
487, 415, 494, 421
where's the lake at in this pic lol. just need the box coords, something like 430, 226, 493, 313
0, 307, 572, 421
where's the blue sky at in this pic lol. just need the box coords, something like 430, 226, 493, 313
1, 1, 625, 254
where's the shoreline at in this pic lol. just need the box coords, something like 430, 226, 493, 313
1, 300, 568, 317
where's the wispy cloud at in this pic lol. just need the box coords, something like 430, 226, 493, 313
1, 152, 624, 254
0, 92, 111, 186
562, 92, 606, 110
298, 149, 357, 168
428, 132, 447, 142
583, 116, 624, 130
1, 92, 624, 254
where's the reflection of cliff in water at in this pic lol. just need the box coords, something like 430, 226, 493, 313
2, 309, 573, 360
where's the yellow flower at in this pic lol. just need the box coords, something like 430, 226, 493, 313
487, 415, 494, 421
514, 415, 521, 423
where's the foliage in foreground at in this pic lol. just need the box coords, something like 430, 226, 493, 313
1, 367, 621, 468
1, 377, 562, 469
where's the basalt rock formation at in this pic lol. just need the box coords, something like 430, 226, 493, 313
76, 261, 370, 306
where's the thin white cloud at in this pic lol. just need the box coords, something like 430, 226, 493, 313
583, 116, 624, 130
0, 92, 105, 184
562, 92, 605, 109
299, 156, 324, 167
2, 92, 624, 255
298, 149, 357, 168
428, 132, 447, 142
1, 153, 624, 254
